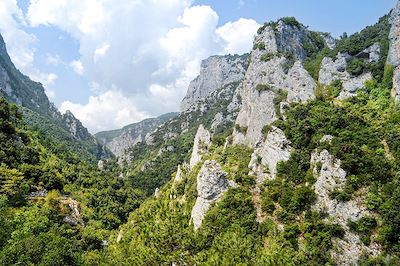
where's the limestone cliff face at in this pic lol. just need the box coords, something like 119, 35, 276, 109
0, 34, 60, 119
311, 148, 380, 265
319, 50, 376, 99
181, 54, 249, 112
191, 160, 236, 231
233, 20, 317, 147
0, 33, 109, 159
248, 126, 292, 184
189, 125, 211, 170
95, 113, 177, 157
62, 110, 92, 141
388, 0, 400, 99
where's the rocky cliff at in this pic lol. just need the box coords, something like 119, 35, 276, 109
95, 112, 177, 157
233, 19, 319, 147
0, 33, 109, 160
181, 54, 248, 112
388, 0, 400, 99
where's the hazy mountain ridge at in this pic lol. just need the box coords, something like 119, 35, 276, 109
0, 34, 111, 160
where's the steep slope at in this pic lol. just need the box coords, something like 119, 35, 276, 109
99, 7, 400, 265
95, 112, 178, 157
232, 18, 321, 147
0, 33, 110, 160
388, 0, 400, 98
107, 54, 248, 200
181, 54, 248, 112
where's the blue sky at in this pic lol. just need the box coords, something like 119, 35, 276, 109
0, 0, 397, 132
196, 0, 396, 36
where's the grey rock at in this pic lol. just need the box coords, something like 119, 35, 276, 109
319, 53, 372, 99
174, 165, 183, 182
249, 127, 292, 184
95, 113, 177, 157
210, 112, 224, 133
320, 32, 337, 49
61, 198, 84, 227
233, 42, 315, 146
388, 1, 400, 99
29, 189, 48, 198
181, 54, 249, 112
359, 42, 381, 62
191, 160, 236, 230
154, 188, 160, 198
97, 160, 105, 170
62, 110, 92, 141
189, 125, 211, 169
311, 150, 380, 265
320, 135, 334, 144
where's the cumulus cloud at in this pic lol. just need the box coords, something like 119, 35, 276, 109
70, 60, 84, 75
217, 18, 260, 54
24, 0, 259, 132
0, 0, 59, 99
60, 90, 149, 132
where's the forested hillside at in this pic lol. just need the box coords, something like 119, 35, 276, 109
1, 1, 400, 265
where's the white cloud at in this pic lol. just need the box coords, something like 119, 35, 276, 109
25, 0, 259, 131
46, 54, 62, 65
70, 60, 85, 75
0, 0, 59, 99
60, 89, 149, 133
94, 43, 110, 62
216, 18, 260, 55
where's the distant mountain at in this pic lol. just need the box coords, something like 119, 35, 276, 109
0, 33, 111, 160
95, 112, 178, 157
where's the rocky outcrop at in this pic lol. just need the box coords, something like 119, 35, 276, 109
320, 32, 336, 50
233, 21, 317, 146
311, 149, 380, 265
319, 53, 373, 99
248, 127, 292, 184
181, 54, 249, 112
388, 0, 400, 99
191, 160, 236, 230
174, 165, 183, 182
62, 110, 92, 141
61, 198, 84, 227
189, 125, 211, 169
357, 43, 381, 63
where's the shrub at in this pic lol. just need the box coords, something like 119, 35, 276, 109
347, 58, 367, 76
235, 124, 248, 134
255, 84, 273, 92
261, 53, 274, 62
253, 42, 266, 50
273, 89, 288, 117
280, 17, 302, 28
262, 125, 272, 140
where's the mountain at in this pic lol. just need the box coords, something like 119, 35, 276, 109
1, 1, 400, 265
101, 4, 400, 265
0, 34, 110, 161
95, 112, 178, 158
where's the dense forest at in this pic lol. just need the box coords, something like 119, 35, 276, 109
1, 3, 400, 265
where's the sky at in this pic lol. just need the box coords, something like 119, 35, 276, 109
0, 0, 397, 133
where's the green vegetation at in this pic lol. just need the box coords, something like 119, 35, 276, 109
255, 83, 273, 92
281, 17, 302, 29
235, 124, 248, 134
273, 89, 288, 118
253, 42, 266, 50
261, 53, 274, 62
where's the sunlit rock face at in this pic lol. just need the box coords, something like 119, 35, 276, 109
181, 54, 248, 112
191, 160, 236, 231
233, 20, 316, 147
388, 0, 400, 99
